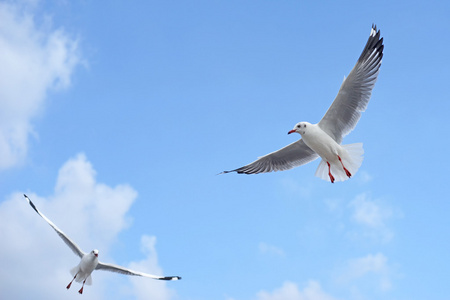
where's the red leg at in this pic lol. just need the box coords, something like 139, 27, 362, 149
67, 274, 77, 290
327, 162, 335, 183
78, 279, 86, 294
338, 156, 352, 178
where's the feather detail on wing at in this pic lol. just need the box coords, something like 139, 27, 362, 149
221, 140, 318, 174
23, 194, 85, 258
95, 262, 181, 280
318, 24, 384, 143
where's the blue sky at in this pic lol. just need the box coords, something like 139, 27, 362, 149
1, 0, 449, 299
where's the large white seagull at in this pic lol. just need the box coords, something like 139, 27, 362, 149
223, 25, 384, 183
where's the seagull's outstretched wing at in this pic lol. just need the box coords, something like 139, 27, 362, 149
318, 25, 384, 144
23, 194, 85, 258
222, 140, 318, 174
96, 262, 181, 280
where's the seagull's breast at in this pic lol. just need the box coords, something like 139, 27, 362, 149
301, 124, 341, 162
79, 254, 99, 275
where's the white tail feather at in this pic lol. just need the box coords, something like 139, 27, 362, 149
315, 143, 364, 182
70, 265, 93, 284
70, 265, 79, 277
315, 160, 329, 181
341, 143, 364, 174
70, 266, 85, 283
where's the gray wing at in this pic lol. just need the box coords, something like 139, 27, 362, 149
222, 139, 318, 174
23, 194, 85, 258
318, 24, 384, 144
95, 262, 181, 280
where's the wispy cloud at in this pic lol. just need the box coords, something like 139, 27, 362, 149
348, 193, 394, 243
0, 2, 81, 170
256, 281, 338, 300
258, 242, 285, 257
350, 194, 391, 228
324, 192, 397, 244
338, 253, 394, 292
0, 153, 175, 300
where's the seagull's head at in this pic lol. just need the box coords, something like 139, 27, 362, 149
288, 122, 309, 135
92, 249, 99, 257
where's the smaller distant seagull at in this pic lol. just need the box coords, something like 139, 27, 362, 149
23, 194, 181, 294
222, 25, 384, 183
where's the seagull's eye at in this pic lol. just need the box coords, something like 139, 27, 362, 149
304, 124, 306, 127
297, 125, 301, 128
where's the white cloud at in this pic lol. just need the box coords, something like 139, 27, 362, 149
348, 193, 394, 242
258, 242, 285, 257
350, 194, 391, 228
0, 153, 175, 300
123, 235, 178, 300
0, 2, 81, 170
338, 253, 393, 292
256, 281, 338, 300
324, 193, 397, 244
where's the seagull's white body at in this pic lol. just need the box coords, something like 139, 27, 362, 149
297, 122, 342, 162
69, 250, 99, 287
23, 195, 181, 294
224, 25, 383, 183
290, 122, 363, 182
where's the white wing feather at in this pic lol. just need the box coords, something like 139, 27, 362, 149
318, 25, 384, 143
95, 262, 181, 280
24, 194, 85, 258
222, 140, 318, 174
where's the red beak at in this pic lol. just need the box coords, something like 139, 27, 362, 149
95, 253, 98, 257
288, 129, 296, 134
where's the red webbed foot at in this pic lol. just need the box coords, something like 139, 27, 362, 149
338, 156, 352, 178
327, 162, 335, 183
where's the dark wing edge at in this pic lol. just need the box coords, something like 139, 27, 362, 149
96, 262, 181, 280
23, 194, 85, 258
220, 139, 318, 175
318, 24, 384, 143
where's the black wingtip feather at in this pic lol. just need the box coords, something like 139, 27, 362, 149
160, 276, 182, 281
24, 194, 39, 214
357, 24, 384, 64
219, 169, 247, 175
